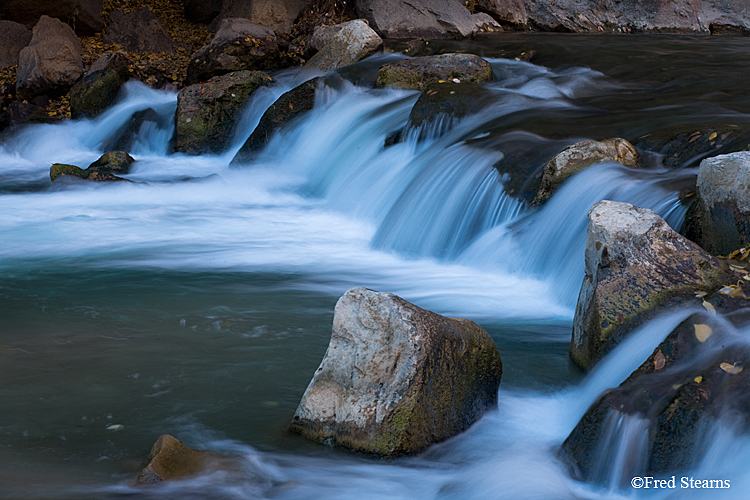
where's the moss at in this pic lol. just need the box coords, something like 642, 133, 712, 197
50, 163, 88, 181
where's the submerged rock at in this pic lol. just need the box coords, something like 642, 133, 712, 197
305, 20, 382, 72
290, 287, 502, 456
50, 151, 135, 182
137, 434, 232, 484
69, 51, 132, 119
173, 70, 275, 155
684, 151, 750, 256
571, 200, 726, 370
375, 53, 493, 91
533, 138, 640, 204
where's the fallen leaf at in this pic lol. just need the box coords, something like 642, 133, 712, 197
719, 285, 737, 295
695, 291, 707, 298
743, 249, 750, 261
720, 362, 743, 374
728, 249, 742, 259
694, 376, 703, 383
709, 132, 718, 140
654, 351, 666, 370
672, 383, 682, 390
694, 324, 712, 342
703, 300, 716, 314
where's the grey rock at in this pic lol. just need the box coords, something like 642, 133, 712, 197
306, 20, 382, 72
290, 287, 502, 456
211, 0, 309, 35
103, 8, 174, 54
375, 53, 493, 91
0, 21, 32, 69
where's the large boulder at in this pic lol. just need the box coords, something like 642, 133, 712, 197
137, 434, 232, 484
571, 200, 727, 371
356, 0, 499, 39
231, 77, 319, 165
184, 0, 223, 24
684, 151, 750, 256
103, 8, 174, 54
16, 16, 84, 101
375, 53, 493, 91
305, 20, 382, 72
562, 309, 750, 481
186, 18, 280, 85
0, 21, 32, 69
68, 51, 132, 119
173, 70, 275, 155
211, 0, 309, 36
290, 287, 502, 456
0, 0, 104, 36
50, 151, 135, 182
533, 138, 640, 204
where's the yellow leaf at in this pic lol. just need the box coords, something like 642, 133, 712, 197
743, 249, 750, 261
438, 80, 446, 83
672, 383, 682, 390
702, 300, 716, 315
654, 351, 666, 370
694, 324, 712, 342
720, 362, 743, 374
719, 285, 737, 295
694, 376, 703, 383
743, 275, 750, 281
729, 249, 742, 259
709, 132, 718, 140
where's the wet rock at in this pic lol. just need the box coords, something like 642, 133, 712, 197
103, 8, 174, 54
0, 0, 104, 36
571, 200, 727, 370
103, 108, 169, 152
231, 77, 318, 165
533, 138, 640, 204
562, 310, 750, 480
173, 70, 275, 155
69, 51, 132, 119
137, 434, 231, 484
211, 0, 309, 36
356, 0, 500, 39
634, 125, 750, 169
186, 18, 280, 85
50, 151, 135, 182
375, 53, 493, 91
305, 20, 382, 72
290, 287, 502, 456
88, 151, 135, 174
0, 21, 32, 69
16, 15, 84, 101
402, 38, 433, 57
684, 152, 750, 256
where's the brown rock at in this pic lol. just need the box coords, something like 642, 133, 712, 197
212, 0, 309, 35
103, 8, 174, 54
0, 0, 104, 36
375, 53, 493, 91
137, 434, 229, 484
0, 21, 32, 69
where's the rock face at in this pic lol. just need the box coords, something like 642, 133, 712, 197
103, 8, 174, 54
305, 20, 382, 72
16, 16, 84, 101
212, 0, 309, 35
477, 0, 750, 33
231, 78, 319, 164
0, 21, 32, 69
684, 152, 750, 255
186, 18, 279, 85
290, 287, 502, 456
0, 0, 104, 36
571, 201, 726, 371
69, 51, 132, 119
50, 151, 135, 182
533, 138, 640, 204
356, 0, 499, 39
173, 70, 275, 155
137, 434, 228, 484
375, 53, 493, 91
562, 310, 750, 481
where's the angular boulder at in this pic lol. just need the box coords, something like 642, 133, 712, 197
103, 8, 174, 54
69, 51, 132, 119
684, 151, 750, 256
186, 18, 280, 85
212, 0, 309, 36
50, 151, 135, 182
375, 53, 493, 91
356, 0, 499, 39
16, 15, 84, 101
533, 138, 640, 204
137, 434, 231, 484
0, 21, 32, 69
0, 0, 104, 36
173, 70, 275, 155
571, 200, 727, 370
231, 77, 318, 164
290, 287, 502, 456
305, 20, 382, 72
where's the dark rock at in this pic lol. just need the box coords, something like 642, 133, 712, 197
49, 151, 134, 182
103, 8, 174, 54
0, 21, 32, 69
684, 152, 750, 255
375, 53, 493, 91
186, 18, 279, 85
16, 15, 84, 101
0, 0, 104, 36
102, 108, 167, 151
356, 0, 500, 39
88, 150, 135, 174
533, 138, 640, 204
290, 287, 502, 456
184, 0, 223, 24
211, 0, 309, 36
137, 434, 232, 484
6, 100, 54, 127
305, 20, 382, 72
402, 38, 433, 57
634, 125, 750, 169
571, 200, 728, 370
69, 51, 132, 119
173, 70, 275, 155
231, 77, 318, 165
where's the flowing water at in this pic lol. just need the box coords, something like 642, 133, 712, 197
2, 34, 750, 499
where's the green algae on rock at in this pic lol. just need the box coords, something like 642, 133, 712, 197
375, 53, 493, 91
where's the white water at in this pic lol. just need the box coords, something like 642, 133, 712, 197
0, 56, 744, 499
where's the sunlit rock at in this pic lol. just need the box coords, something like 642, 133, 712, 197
533, 138, 640, 204
173, 70, 275, 155
69, 51, 132, 119
375, 53, 493, 91
305, 20, 382, 72
684, 151, 750, 255
571, 200, 726, 370
290, 287, 502, 456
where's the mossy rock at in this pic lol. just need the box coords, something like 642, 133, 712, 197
50, 163, 88, 181
69, 51, 133, 119
50, 151, 135, 182
375, 53, 493, 91
88, 150, 135, 174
